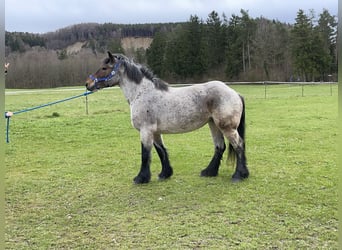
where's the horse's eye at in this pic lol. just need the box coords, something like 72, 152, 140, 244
102, 67, 107, 70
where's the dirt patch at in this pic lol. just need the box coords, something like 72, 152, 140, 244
66, 41, 87, 55
121, 37, 153, 51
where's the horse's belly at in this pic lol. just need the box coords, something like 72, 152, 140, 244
157, 112, 209, 134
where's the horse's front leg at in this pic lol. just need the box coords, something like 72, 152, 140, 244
133, 143, 152, 184
134, 130, 153, 184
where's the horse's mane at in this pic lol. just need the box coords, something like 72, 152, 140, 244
121, 58, 169, 91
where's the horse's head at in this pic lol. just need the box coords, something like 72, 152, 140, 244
85, 51, 126, 91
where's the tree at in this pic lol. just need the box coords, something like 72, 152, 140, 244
225, 14, 244, 79
224, 10, 256, 80
146, 32, 167, 76
57, 49, 68, 60
205, 11, 225, 69
183, 15, 207, 77
107, 38, 124, 54
290, 9, 314, 81
291, 9, 336, 81
253, 18, 291, 81
317, 9, 337, 80
239, 10, 256, 73
161, 15, 206, 79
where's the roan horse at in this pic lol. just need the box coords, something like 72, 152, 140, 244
85, 52, 249, 184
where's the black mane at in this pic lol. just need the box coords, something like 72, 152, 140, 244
122, 59, 169, 91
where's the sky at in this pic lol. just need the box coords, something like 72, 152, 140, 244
5, 0, 338, 34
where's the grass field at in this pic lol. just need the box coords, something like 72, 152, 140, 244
5, 84, 338, 249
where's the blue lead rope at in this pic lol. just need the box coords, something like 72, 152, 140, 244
5, 91, 93, 143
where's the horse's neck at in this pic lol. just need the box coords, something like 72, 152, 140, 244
120, 78, 152, 104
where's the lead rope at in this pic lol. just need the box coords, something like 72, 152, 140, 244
5, 91, 93, 143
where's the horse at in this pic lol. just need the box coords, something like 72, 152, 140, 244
85, 51, 249, 184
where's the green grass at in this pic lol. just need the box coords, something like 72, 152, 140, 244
5, 84, 337, 249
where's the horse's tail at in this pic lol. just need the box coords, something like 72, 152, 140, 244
228, 95, 245, 164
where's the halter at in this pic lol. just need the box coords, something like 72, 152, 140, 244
89, 61, 122, 89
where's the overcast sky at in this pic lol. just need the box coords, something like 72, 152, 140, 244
5, 0, 338, 34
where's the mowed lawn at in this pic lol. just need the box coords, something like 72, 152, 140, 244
5, 84, 337, 249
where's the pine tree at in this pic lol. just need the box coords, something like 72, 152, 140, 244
161, 15, 206, 79
317, 9, 337, 80
184, 15, 207, 77
291, 9, 336, 81
206, 11, 225, 69
290, 9, 314, 81
146, 32, 167, 76
225, 14, 244, 79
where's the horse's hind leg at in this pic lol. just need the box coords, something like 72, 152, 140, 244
224, 128, 249, 182
201, 119, 226, 177
153, 134, 173, 180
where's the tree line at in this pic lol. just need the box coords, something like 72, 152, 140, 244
146, 9, 337, 82
5, 9, 337, 89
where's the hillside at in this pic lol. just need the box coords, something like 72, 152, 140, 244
5, 22, 181, 54
4, 22, 182, 88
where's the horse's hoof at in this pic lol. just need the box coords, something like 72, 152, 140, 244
133, 175, 150, 184
158, 168, 173, 181
158, 176, 170, 181
231, 177, 243, 183
200, 169, 218, 177
231, 173, 249, 183
231, 170, 249, 182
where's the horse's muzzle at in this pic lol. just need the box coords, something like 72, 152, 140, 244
85, 79, 95, 92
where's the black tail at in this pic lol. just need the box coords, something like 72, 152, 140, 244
228, 95, 246, 163
237, 95, 245, 141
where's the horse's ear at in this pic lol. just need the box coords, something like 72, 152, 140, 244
107, 51, 114, 63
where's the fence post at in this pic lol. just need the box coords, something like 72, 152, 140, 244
85, 94, 89, 115
301, 84, 304, 97
264, 81, 267, 99
328, 75, 332, 96
6, 117, 10, 143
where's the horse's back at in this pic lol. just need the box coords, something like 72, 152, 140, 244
204, 80, 239, 96
167, 80, 242, 117
170, 80, 243, 122
179, 81, 239, 98
170, 80, 238, 98
190, 81, 242, 110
